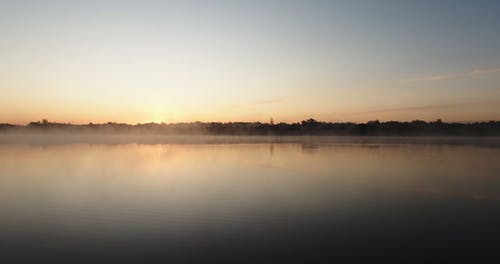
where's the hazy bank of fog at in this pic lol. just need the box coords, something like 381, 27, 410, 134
1, 133, 500, 148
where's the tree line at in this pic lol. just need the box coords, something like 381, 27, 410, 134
1, 118, 500, 136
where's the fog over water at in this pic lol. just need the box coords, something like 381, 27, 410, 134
1, 136, 499, 263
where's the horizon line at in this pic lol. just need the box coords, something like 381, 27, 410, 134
3, 118, 500, 126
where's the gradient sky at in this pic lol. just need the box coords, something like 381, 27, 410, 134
1, 0, 499, 124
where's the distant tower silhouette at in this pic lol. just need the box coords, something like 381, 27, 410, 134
270, 118, 274, 125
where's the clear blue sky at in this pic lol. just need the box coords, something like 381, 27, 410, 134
1, 0, 499, 123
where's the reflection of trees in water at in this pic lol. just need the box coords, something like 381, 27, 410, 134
301, 143, 320, 153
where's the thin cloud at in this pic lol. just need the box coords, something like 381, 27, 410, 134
210, 95, 299, 115
246, 96, 298, 106
344, 99, 500, 116
400, 67, 500, 83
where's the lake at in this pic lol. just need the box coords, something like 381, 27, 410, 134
1, 135, 499, 263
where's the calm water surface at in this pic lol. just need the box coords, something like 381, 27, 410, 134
1, 136, 499, 263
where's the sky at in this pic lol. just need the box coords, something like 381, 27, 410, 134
1, 0, 499, 124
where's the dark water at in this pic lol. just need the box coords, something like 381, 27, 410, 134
1, 136, 499, 263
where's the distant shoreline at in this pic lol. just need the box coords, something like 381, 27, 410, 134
1, 118, 500, 137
